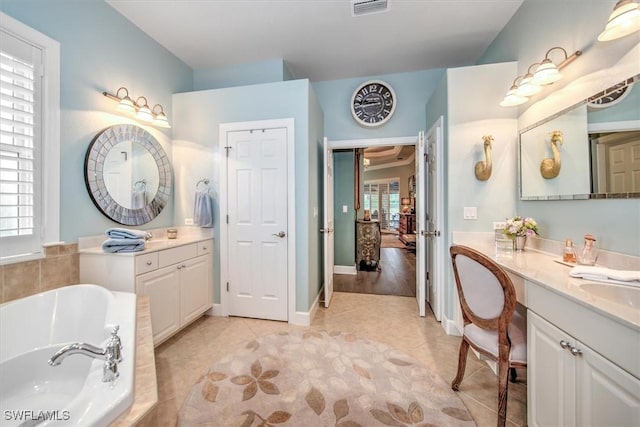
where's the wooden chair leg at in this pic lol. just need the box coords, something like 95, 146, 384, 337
451, 338, 469, 391
497, 358, 509, 427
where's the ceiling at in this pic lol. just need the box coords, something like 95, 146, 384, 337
364, 145, 415, 169
107, 0, 523, 82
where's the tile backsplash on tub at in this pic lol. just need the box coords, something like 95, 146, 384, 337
0, 243, 79, 304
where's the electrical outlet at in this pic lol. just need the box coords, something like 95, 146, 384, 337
493, 221, 506, 230
185, 218, 194, 225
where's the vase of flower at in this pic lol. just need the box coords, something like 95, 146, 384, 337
514, 235, 527, 251
503, 216, 539, 251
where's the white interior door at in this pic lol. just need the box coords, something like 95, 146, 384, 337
323, 137, 335, 307
227, 128, 288, 321
426, 116, 443, 320
415, 131, 426, 317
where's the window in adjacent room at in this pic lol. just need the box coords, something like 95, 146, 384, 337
0, 13, 60, 263
363, 178, 400, 231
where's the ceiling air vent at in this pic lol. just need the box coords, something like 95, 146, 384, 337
352, 0, 389, 17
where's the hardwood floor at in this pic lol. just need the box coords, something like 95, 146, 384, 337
334, 247, 416, 297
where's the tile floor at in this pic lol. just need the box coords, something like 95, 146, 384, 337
153, 292, 527, 426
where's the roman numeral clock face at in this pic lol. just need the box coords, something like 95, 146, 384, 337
351, 80, 396, 127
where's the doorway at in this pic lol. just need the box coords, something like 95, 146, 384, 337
325, 136, 419, 301
219, 118, 296, 322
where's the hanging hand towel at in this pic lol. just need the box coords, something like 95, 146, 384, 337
102, 238, 146, 253
194, 190, 213, 228
106, 227, 152, 240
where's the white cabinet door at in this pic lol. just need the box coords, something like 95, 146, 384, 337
180, 255, 211, 325
528, 311, 576, 427
576, 342, 640, 426
137, 265, 181, 345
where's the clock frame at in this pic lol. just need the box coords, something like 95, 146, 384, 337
351, 80, 396, 127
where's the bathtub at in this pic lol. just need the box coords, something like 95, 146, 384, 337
0, 284, 136, 427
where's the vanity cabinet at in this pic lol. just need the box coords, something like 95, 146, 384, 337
527, 286, 640, 426
80, 239, 213, 346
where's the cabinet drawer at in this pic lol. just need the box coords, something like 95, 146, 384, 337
158, 243, 197, 268
136, 252, 159, 275
197, 240, 212, 257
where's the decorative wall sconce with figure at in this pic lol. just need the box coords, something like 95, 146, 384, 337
474, 135, 493, 181
540, 130, 563, 179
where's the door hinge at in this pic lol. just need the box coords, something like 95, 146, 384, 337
425, 153, 429, 163
226, 214, 229, 224
226, 282, 229, 292
224, 146, 232, 156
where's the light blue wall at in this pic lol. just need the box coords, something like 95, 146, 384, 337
0, 0, 193, 242
588, 82, 640, 124
478, 0, 640, 256
333, 151, 356, 266
193, 59, 290, 90
312, 69, 445, 140
172, 79, 319, 311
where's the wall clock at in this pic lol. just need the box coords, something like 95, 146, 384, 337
351, 80, 396, 127
587, 79, 633, 109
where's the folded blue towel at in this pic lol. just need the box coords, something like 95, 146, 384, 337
194, 191, 213, 228
101, 238, 146, 253
106, 227, 152, 240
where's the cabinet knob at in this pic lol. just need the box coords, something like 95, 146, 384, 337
182, 264, 186, 268
146, 260, 152, 266
570, 347, 582, 356
177, 265, 182, 270
559, 340, 571, 349
202, 246, 207, 250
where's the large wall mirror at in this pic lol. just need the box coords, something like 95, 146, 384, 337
85, 124, 172, 225
519, 73, 640, 200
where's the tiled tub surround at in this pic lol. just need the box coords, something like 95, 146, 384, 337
452, 232, 640, 425
0, 243, 80, 304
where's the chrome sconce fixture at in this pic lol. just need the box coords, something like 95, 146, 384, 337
102, 87, 171, 128
500, 46, 582, 107
598, 0, 640, 41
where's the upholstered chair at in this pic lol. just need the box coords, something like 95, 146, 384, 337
449, 245, 527, 427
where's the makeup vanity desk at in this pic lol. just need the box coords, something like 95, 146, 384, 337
452, 234, 640, 426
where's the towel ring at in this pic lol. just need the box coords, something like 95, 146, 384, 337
196, 178, 210, 191
134, 179, 147, 190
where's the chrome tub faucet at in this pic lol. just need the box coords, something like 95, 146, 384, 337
48, 326, 123, 382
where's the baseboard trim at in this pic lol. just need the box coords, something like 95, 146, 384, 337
334, 265, 356, 275
442, 313, 462, 336
206, 303, 224, 317
290, 290, 321, 326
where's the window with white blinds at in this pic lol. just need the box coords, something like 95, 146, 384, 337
1, 13, 59, 263
363, 179, 400, 230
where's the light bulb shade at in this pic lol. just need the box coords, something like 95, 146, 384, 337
153, 112, 171, 128
598, 0, 640, 41
116, 96, 135, 114
136, 105, 154, 123
401, 197, 411, 205
515, 74, 543, 97
499, 93, 529, 107
532, 60, 563, 85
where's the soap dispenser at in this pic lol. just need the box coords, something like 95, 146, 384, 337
578, 234, 599, 265
562, 239, 577, 263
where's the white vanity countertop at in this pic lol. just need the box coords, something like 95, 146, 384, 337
78, 227, 214, 257
452, 234, 640, 331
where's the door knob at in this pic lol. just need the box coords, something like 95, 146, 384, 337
273, 231, 286, 238
320, 228, 333, 233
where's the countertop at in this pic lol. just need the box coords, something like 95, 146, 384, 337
452, 234, 640, 331
78, 227, 214, 257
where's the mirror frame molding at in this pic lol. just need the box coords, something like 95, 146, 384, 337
84, 124, 172, 225
518, 74, 640, 201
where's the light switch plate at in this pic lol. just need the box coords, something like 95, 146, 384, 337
343, 205, 348, 213
493, 221, 506, 230
185, 218, 194, 225
463, 207, 477, 220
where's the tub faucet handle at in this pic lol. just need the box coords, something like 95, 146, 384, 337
103, 353, 119, 382
106, 325, 122, 363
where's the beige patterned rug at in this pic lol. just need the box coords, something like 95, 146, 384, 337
178, 330, 475, 427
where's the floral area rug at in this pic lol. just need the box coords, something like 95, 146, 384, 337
178, 330, 475, 427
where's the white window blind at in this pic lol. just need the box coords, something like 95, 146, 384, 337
363, 179, 400, 230
0, 29, 43, 259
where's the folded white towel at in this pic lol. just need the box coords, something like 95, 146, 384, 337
569, 266, 640, 287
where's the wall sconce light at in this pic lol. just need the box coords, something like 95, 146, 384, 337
598, 0, 640, 41
363, 157, 370, 169
102, 86, 171, 128
500, 46, 582, 107
401, 197, 412, 213
474, 135, 493, 181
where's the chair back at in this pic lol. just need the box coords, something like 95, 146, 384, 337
450, 245, 516, 332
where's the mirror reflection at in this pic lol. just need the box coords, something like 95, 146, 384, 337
104, 140, 160, 208
85, 124, 172, 225
519, 74, 640, 200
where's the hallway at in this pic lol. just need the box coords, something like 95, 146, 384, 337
334, 247, 416, 297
